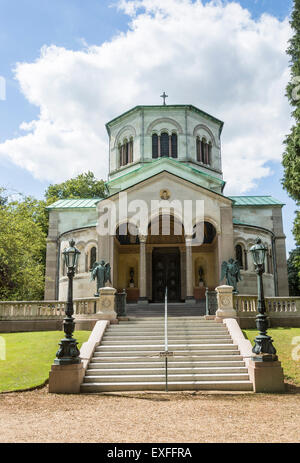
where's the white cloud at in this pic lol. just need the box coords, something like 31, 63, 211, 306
0, 0, 292, 193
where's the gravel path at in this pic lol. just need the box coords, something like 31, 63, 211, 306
0, 387, 300, 443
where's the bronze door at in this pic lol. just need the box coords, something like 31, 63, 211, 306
152, 248, 181, 302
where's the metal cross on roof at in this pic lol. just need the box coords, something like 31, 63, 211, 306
160, 91, 168, 105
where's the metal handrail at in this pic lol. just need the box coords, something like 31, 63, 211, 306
165, 287, 168, 352
164, 287, 168, 391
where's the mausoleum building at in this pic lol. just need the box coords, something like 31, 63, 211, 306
44, 103, 289, 303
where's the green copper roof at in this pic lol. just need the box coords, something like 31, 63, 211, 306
229, 196, 284, 206
106, 157, 226, 199
47, 198, 102, 210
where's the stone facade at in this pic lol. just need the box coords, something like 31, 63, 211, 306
44, 104, 289, 302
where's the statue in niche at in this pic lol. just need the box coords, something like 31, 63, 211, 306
90, 260, 111, 296
221, 258, 242, 294
129, 268, 135, 288
198, 266, 205, 287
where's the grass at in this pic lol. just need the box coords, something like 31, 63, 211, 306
243, 328, 300, 386
0, 331, 91, 393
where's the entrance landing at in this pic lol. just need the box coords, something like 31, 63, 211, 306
126, 302, 206, 317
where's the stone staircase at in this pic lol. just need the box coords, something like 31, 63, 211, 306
80, 317, 253, 392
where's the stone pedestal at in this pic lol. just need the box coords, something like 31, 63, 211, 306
97, 287, 117, 320
48, 362, 85, 394
215, 285, 237, 320
248, 358, 285, 393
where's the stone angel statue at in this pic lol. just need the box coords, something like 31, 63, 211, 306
221, 258, 242, 294
90, 260, 112, 296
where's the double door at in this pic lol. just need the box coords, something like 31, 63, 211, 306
152, 248, 181, 302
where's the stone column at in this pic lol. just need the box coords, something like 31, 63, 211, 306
158, 136, 161, 157
185, 236, 195, 304
169, 135, 172, 157
98, 234, 110, 263
272, 207, 289, 296
44, 211, 59, 300
139, 235, 148, 303
215, 285, 237, 320
218, 206, 234, 281
180, 247, 186, 300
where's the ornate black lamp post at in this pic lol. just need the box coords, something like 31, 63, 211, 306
250, 238, 277, 360
54, 239, 81, 365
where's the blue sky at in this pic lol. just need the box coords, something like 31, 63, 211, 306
0, 0, 297, 252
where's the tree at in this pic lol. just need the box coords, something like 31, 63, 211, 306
45, 171, 108, 205
0, 194, 47, 300
0, 187, 7, 206
282, 0, 300, 264
287, 248, 300, 295
0, 171, 107, 300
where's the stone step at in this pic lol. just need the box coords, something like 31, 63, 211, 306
104, 334, 229, 340
112, 325, 221, 330
83, 372, 250, 383
115, 317, 219, 326
101, 338, 232, 345
88, 360, 246, 368
80, 380, 253, 392
86, 366, 248, 376
93, 350, 240, 359
95, 344, 236, 352
106, 327, 228, 333
119, 316, 218, 325
90, 353, 243, 362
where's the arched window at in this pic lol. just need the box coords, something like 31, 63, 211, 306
129, 138, 133, 163
171, 133, 177, 158
235, 245, 243, 269
90, 247, 97, 270
160, 132, 169, 157
197, 137, 211, 165
152, 132, 178, 158
201, 139, 206, 163
119, 138, 133, 167
152, 134, 158, 158
208, 142, 212, 165
196, 137, 201, 162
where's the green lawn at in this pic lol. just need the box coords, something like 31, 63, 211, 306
243, 328, 300, 386
0, 331, 91, 393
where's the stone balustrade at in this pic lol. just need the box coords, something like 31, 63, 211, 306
73, 298, 98, 316
0, 300, 66, 320
0, 298, 98, 320
234, 295, 300, 316
0, 295, 116, 320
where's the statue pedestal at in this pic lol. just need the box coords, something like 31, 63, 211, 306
215, 285, 237, 320
96, 287, 117, 320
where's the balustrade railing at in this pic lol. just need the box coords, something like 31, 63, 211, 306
1, 295, 299, 320
234, 295, 300, 317
0, 297, 100, 320
0, 301, 66, 319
